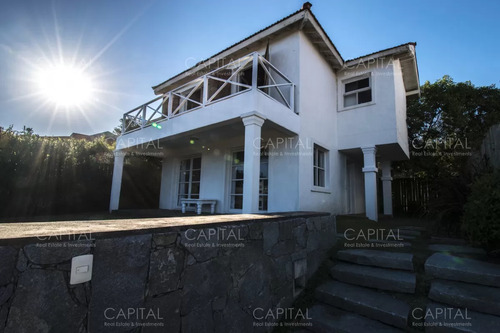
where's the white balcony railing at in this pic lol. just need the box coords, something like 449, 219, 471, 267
122, 52, 295, 134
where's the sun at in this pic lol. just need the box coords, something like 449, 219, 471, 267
36, 63, 93, 107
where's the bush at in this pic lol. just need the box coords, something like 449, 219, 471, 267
462, 170, 500, 251
0, 127, 161, 218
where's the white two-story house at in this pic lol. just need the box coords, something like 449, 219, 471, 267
110, 2, 419, 221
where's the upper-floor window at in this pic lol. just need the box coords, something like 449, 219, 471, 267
313, 144, 327, 187
343, 75, 372, 108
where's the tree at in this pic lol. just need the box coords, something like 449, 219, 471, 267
394, 76, 500, 229
397, 76, 500, 179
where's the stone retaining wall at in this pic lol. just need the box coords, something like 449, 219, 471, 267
0, 213, 336, 332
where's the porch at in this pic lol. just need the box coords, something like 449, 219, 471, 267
342, 144, 405, 222
111, 52, 299, 214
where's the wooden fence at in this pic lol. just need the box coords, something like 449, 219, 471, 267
392, 178, 435, 216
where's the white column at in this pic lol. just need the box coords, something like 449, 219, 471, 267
241, 112, 266, 214
159, 159, 169, 209
362, 146, 378, 221
380, 161, 393, 216
109, 151, 125, 212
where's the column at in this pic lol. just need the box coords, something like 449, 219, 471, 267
241, 112, 266, 214
380, 161, 393, 216
109, 151, 125, 212
159, 158, 169, 209
361, 146, 378, 221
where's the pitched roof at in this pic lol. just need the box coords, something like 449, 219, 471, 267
152, 7, 306, 92
346, 42, 417, 63
152, 3, 419, 95
152, 3, 346, 94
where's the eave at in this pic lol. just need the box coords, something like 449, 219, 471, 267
345, 43, 420, 96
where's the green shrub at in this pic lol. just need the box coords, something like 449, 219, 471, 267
0, 127, 161, 218
462, 170, 500, 251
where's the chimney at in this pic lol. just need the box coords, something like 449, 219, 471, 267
302, 2, 312, 10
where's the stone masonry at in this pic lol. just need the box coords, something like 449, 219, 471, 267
0, 213, 336, 333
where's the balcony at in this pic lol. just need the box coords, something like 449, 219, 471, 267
121, 52, 296, 138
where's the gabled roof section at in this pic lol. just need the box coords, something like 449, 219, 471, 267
152, 3, 344, 95
152, 3, 420, 97
345, 42, 420, 96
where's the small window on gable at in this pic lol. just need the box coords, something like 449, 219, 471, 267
344, 75, 372, 108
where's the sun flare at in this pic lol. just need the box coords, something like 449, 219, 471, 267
36, 63, 93, 107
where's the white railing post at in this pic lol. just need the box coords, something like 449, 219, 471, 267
167, 92, 173, 119
141, 105, 147, 128
120, 52, 297, 133
252, 53, 258, 91
203, 75, 208, 106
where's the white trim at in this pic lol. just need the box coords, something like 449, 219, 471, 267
176, 155, 202, 208
312, 143, 330, 191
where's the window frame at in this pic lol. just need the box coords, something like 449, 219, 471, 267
342, 73, 374, 110
228, 148, 269, 211
229, 151, 245, 211
177, 156, 202, 207
312, 144, 330, 192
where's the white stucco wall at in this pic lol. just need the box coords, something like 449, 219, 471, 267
295, 31, 343, 214
148, 30, 410, 215
336, 59, 399, 150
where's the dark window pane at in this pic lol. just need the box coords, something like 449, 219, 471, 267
318, 150, 325, 168
179, 171, 190, 182
192, 170, 201, 181
345, 78, 369, 92
233, 151, 244, 165
358, 89, 372, 104
345, 81, 357, 93
232, 180, 244, 194
191, 182, 200, 195
232, 166, 244, 180
259, 179, 268, 194
232, 195, 243, 209
259, 195, 268, 211
357, 78, 369, 89
318, 169, 325, 187
179, 183, 189, 195
192, 157, 201, 169
181, 159, 190, 170
260, 162, 268, 179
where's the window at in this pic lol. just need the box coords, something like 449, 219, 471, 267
343, 75, 372, 108
178, 157, 201, 206
230, 152, 244, 209
313, 145, 327, 187
230, 150, 268, 210
259, 150, 269, 211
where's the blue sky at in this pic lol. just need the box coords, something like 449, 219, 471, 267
1, 0, 499, 136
